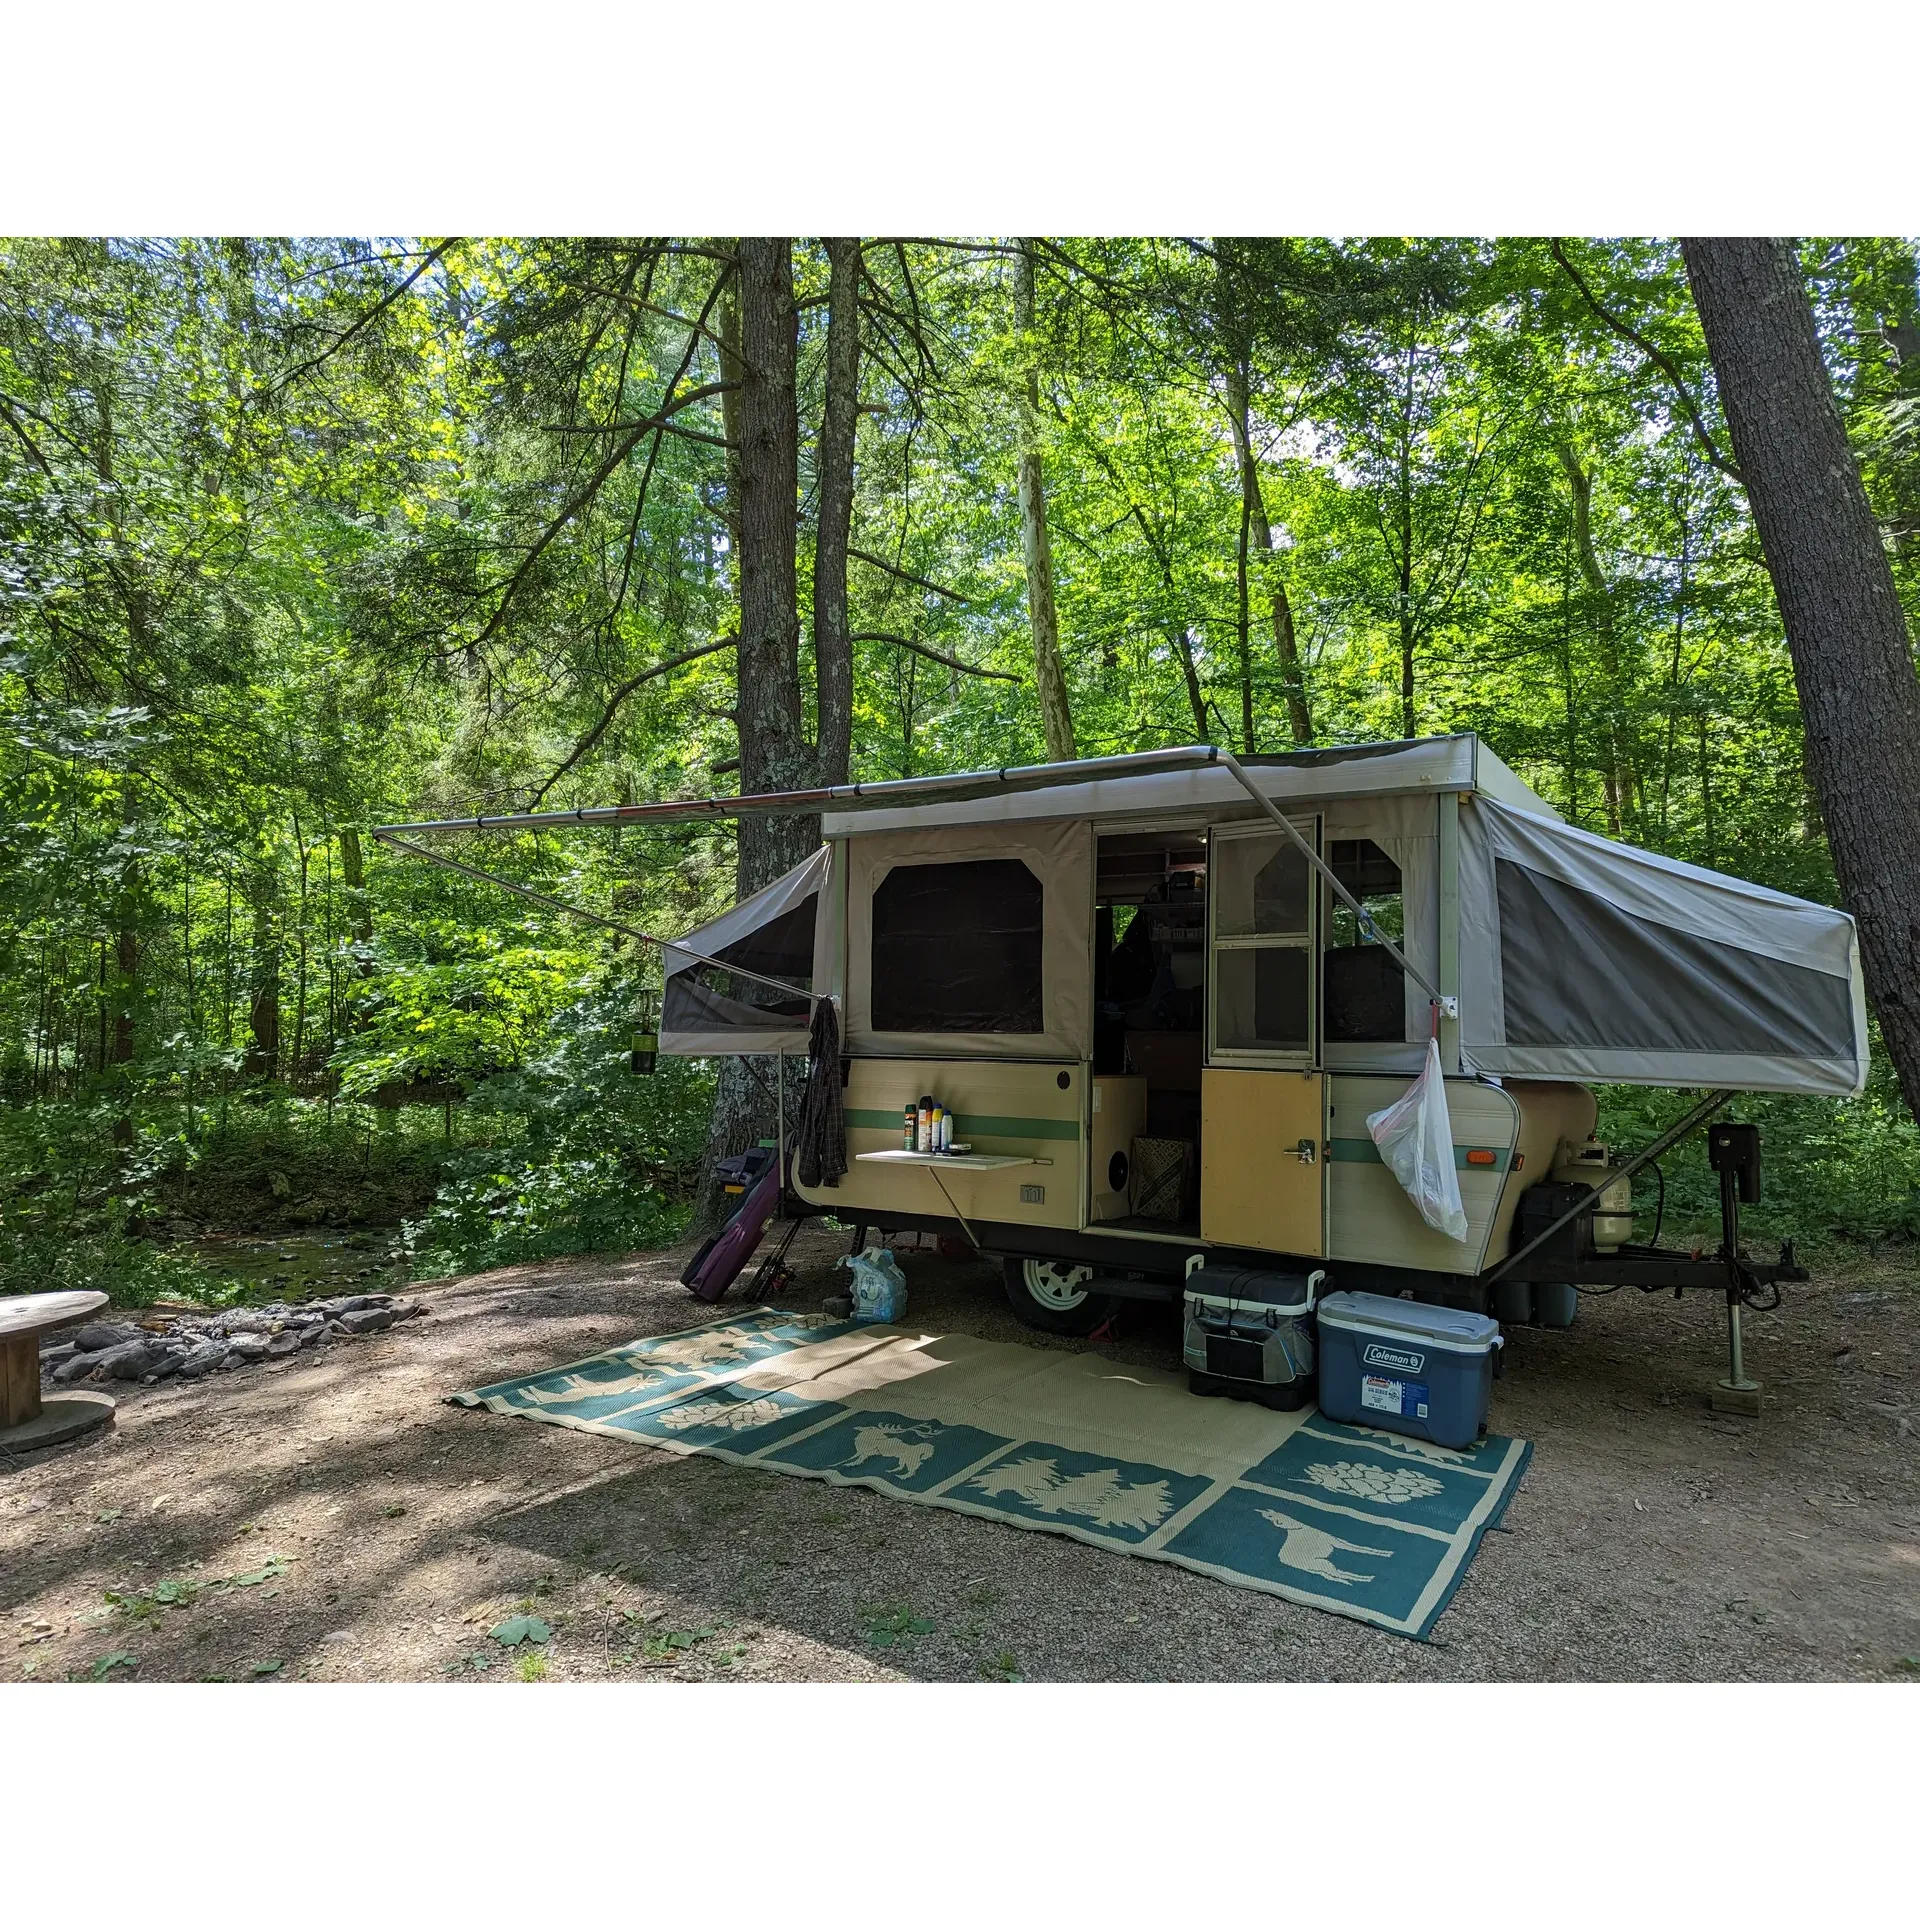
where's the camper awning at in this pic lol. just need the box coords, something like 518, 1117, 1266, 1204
1458, 800, 1868, 1096
658, 845, 830, 1056
819, 734, 1560, 836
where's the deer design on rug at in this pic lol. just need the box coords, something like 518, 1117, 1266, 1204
1259, 1508, 1395, 1586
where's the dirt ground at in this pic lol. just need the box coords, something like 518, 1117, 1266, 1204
5, 1224, 1918, 1683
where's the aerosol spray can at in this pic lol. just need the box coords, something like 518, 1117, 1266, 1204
930, 1103, 945, 1153
903, 1104, 917, 1150
917, 1096, 934, 1153
939, 1108, 954, 1153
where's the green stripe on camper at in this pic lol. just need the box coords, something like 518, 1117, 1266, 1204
1328, 1138, 1511, 1173
845, 1108, 1081, 1141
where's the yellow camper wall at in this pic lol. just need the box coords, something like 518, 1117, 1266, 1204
1324, 1073, 1522, 1275
798, 1058, 1087, 1232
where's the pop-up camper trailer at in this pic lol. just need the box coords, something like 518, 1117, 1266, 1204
377, 736, 1867, 1400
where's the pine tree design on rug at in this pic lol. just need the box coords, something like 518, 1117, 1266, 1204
964, 1456, 1175, 1534
520, 1368, 677, 1407
1299, 1460, 1445, 1505
647, 1326, 775, 1368
1357, 1427, 1485, 1468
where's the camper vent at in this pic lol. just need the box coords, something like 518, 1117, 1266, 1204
1020, 1184, 1045, 1205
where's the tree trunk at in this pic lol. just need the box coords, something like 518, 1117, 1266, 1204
734, 236, 815, 885
1168, 625, 1210, 741
111, 783, 138, 1145
696, 238, 813, 1234
814, 237, 862, 788
1013, 241, 1077, 762
1224, 358, 1312, 744
1558, 447, 1629, 835
1397, 338, 1418, 740
1683, 236, 1920, 1121
243, 865, 281, 1081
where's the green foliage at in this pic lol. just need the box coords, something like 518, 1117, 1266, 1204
1597, 1040, 1920, 1250
3, 233, 1917, 1285
333, 940, 593, 1099
401, 981, 706, 1278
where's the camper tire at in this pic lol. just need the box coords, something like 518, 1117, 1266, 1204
1003, 1257, 1111, 1335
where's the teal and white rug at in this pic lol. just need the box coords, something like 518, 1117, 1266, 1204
454, 1308, 1529, 1640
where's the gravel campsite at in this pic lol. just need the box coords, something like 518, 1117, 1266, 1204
5, 1224, 1916, 1685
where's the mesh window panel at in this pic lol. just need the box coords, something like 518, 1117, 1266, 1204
1215, 835, 1312, 937
1324, 839, 1404, 1042
871, 857, 1044, 1033
1495, 859, 1856, 1057
1215, 945, 1311, 1050
714, 892, 817, 984
1324, 943, 1403, 1042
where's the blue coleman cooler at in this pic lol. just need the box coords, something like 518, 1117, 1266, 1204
1315, 1292, 1502, 1450
1182, 1261, 1321, 1411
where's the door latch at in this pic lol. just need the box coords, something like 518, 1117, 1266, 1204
1293, 1138, 1317, 1165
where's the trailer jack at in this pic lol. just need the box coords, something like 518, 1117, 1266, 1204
1708, 1123, 1766, 1417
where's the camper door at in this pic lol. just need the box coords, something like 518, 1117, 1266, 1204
1202, 818, 1327, 1257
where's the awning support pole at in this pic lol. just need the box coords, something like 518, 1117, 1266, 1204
375, 833, 819, 1003
1213, 749, 1450, 1014
1482, 1089, 1732, 1284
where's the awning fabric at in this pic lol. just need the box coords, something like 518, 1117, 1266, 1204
653, 743, 1868, 1098
1458, 800, 1867, 1095
658, 845, 830, 1056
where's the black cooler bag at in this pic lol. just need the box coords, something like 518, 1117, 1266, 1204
1182, 1261, 1323, 1411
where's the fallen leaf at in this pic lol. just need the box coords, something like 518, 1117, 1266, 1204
250, 1661, 283, 1677
490, 1615, 551, 1647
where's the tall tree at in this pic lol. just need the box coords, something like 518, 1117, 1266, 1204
813, 238, 862, 788
734, 236, 814, 884
1013, 241, 1077, 762
1684, 237, 1920, 1121
1557, 445, 1633, 834
1224, 357, 1313, 745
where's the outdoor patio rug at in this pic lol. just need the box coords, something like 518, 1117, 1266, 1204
453, 1307, 1530, 1640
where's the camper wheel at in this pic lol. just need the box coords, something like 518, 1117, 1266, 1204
1004, 1257, 1111, 1335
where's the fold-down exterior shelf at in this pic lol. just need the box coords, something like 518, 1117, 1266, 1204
854, 1149, 1047, 1170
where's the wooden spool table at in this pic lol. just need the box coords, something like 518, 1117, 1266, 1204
1, 1290, 115, 1454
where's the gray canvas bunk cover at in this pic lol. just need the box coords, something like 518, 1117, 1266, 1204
1459, 799, 1867, 1096
659, 845, 828, 1056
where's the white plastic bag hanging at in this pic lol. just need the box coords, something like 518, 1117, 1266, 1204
1366, 1037, 1469, 1242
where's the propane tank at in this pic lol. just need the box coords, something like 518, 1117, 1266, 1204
1557, 1137, 1633, 1252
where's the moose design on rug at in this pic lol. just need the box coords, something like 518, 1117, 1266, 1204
837, 1422, 940, 1479
964, 1454, 1175, 1535
1298, 1459, 1445, 1506
1259, 1508, 1395, 1587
